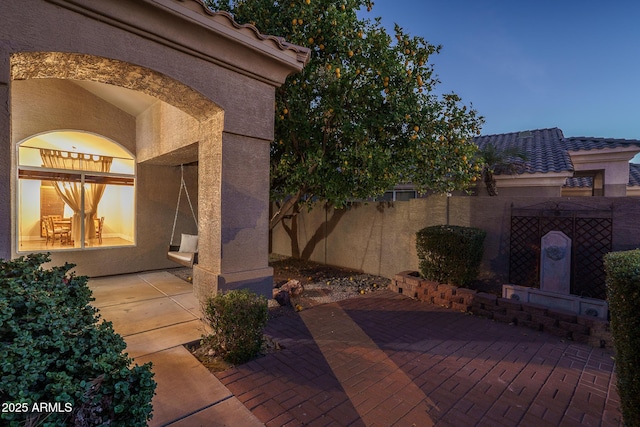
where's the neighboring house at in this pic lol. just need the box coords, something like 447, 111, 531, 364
474, 128, 640, 197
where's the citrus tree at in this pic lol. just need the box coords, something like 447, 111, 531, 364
206, 0, 484, 229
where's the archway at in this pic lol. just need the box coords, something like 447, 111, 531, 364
10, 52, 224, 298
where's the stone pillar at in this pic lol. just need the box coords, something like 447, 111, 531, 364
0, 45, 11, 260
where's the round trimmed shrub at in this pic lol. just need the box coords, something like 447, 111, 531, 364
203, 289, 268, 364
416, 225, 486, 287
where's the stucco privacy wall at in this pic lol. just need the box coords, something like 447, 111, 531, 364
271, 196, 640, 283
1, 0, 308, 299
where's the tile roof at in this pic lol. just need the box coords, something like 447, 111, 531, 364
187, 0, 311, 64
564, 136, 640, 152
474, 128, 571, 174
564, 176, 593, 188
474, 128, 640, 178
629, 164, 640, 187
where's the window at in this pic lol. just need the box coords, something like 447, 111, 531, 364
17, 131, 135, 251
376, 188, 417, 202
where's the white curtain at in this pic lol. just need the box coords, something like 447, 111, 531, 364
40, 149, 112, 244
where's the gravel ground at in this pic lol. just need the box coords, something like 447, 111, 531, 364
170, 256, 391, 317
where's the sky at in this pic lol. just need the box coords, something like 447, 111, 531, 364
368, 1, 640, 141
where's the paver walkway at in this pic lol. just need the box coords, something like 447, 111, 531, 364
217, 290, 622, 426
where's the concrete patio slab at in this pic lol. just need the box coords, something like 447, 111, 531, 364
98, 297, 198, 336
140, 271, 196, 296
170, 292, 204, 317
123, 321, 205, 359
136, 346, 235, 427
168, 396, 262, 427
90, 276, 166, 308
89, 271, 263, 427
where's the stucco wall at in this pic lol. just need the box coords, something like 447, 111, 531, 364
11, 79, 137, 152
271, 196, 640, 283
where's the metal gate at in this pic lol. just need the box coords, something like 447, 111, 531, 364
509, 202, 612, 300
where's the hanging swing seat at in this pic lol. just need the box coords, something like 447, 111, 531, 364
167, 165, 199, 268
167, 233, 199, 267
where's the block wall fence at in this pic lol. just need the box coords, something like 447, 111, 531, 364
271, 195, 640, 284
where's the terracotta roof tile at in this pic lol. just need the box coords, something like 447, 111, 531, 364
564, 176, 593, 188
475, 128, 640, 179
629, 164, 640, 187
188, 0, 311, 65
474, 127, 572, 174
565, 136, 640, 152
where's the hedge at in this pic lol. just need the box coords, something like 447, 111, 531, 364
0, 253, 156, 426
604, 249, 640, 427
416, 225, 486, 287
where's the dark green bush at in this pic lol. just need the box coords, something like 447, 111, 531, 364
0, 253, 155, 427
203, 289, 268, 364
416, 225, 486, 287
604, 249, 640, 427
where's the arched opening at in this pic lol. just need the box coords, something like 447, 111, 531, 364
17, 131, 135, 251
10, 52, 224, 281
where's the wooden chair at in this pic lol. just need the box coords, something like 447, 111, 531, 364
43, 216, 55, 245
95, 217, 105, 244
47, 216, 70, 245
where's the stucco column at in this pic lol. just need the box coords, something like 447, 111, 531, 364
193, 117, 224, 302
219, 131, 273, 296
0, 45, 11, 260
193, 130, 273, 301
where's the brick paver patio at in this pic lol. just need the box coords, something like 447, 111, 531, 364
216, 290, 621, 426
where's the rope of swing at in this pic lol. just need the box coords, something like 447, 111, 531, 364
170, 164, 198, 245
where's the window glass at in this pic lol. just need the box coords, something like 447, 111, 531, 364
17, 131, 135, 252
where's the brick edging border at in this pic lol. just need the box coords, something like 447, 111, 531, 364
392, 271, 612, 350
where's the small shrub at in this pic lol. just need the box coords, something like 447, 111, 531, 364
416, 225, 486, 287
203, 289, 268, 364
604, 249, 640, 427
0, 253, 156, 427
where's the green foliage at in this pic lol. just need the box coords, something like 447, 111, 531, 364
0, 253, 155, 427
203, 289, 269, 364
416, 225, 486, 287
476, 143, 528, 196
206, 0, 484, 228
604, 249, 640, 427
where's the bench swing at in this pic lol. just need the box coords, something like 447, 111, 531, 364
167, 165, 199, 268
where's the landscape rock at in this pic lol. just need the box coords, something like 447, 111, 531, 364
280, 279, 304, 297
273, 289, 291, 307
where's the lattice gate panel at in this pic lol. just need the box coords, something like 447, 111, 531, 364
509, 215, 539, 288
510, 205, 612, 300
573, 217, 612, 299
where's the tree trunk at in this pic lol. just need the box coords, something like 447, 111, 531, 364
269, 189, 305, 231
280, 204, 300, 258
